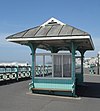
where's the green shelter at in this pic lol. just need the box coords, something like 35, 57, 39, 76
6, 18, 94, 96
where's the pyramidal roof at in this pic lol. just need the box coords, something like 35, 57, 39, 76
6, 17, 94, 51
6, 17, 89, 39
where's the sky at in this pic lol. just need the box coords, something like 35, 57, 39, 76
0, 0, 100, 63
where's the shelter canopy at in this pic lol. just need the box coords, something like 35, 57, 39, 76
6, 17, 94, 51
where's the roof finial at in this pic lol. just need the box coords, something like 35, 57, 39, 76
41, 17, 65, 26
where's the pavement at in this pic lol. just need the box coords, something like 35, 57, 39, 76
0, 74, 100, 111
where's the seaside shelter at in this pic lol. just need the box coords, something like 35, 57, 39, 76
6, 18, 94, 96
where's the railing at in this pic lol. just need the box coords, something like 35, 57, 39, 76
0, 65, 31, 82
35, 65, 52, 77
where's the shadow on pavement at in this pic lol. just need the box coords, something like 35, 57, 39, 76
76, 82, 100, 98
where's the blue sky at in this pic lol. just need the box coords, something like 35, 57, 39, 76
0, 0, 100, 63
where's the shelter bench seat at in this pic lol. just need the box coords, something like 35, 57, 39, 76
31, 83, 75, 96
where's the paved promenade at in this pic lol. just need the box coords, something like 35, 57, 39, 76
0, 74, 100, 111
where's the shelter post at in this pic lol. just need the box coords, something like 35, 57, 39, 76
80, 50, 85, 84
29, 43, 36, 88
71, 42, 76, 96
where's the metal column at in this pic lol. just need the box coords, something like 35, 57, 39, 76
71, 42, 76, 96
29, 43, 36, 88
80, 50, 85, 84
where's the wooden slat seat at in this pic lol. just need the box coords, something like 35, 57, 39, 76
32, 88, 72, 92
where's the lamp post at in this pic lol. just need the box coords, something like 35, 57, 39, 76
97, 52, 100, 75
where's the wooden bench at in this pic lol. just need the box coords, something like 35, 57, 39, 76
29, 82, 75, 96
31, 88, 73, 92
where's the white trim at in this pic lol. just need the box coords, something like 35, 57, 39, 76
35, 77, 72, 80
41, 17, 65, 26
7, 35, 90, 42
89, 37, 95, 50
35, 53, 72, 56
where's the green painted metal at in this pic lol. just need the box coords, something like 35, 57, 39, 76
71, 42, 76, 82
80, 52, 84, 83
75, 72, 83, 85
30, 48, 76, 96
28, 42, 81, 96
34, 83, 73, 90
34, 78, 73, 84
29, 43, 36, 88
71, 42, 76, 96
75, 50, 85, 85
16, 66, 19, 81
34, 78, 74, 95
79, 50, 85, 84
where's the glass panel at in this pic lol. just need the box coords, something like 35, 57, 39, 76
35, 53, 72, 78
54, 55, 62, 77
63, 55, 71, 77
75, 58, 81, 73
44, 55, 52, 77
35, 56, 43, 77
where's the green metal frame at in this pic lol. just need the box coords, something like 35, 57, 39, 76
80, 51, 85, 84
76, 50, 85, 85
29, 43, 37, 88
71, 42, 77, 96
29, 42, 86, 97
